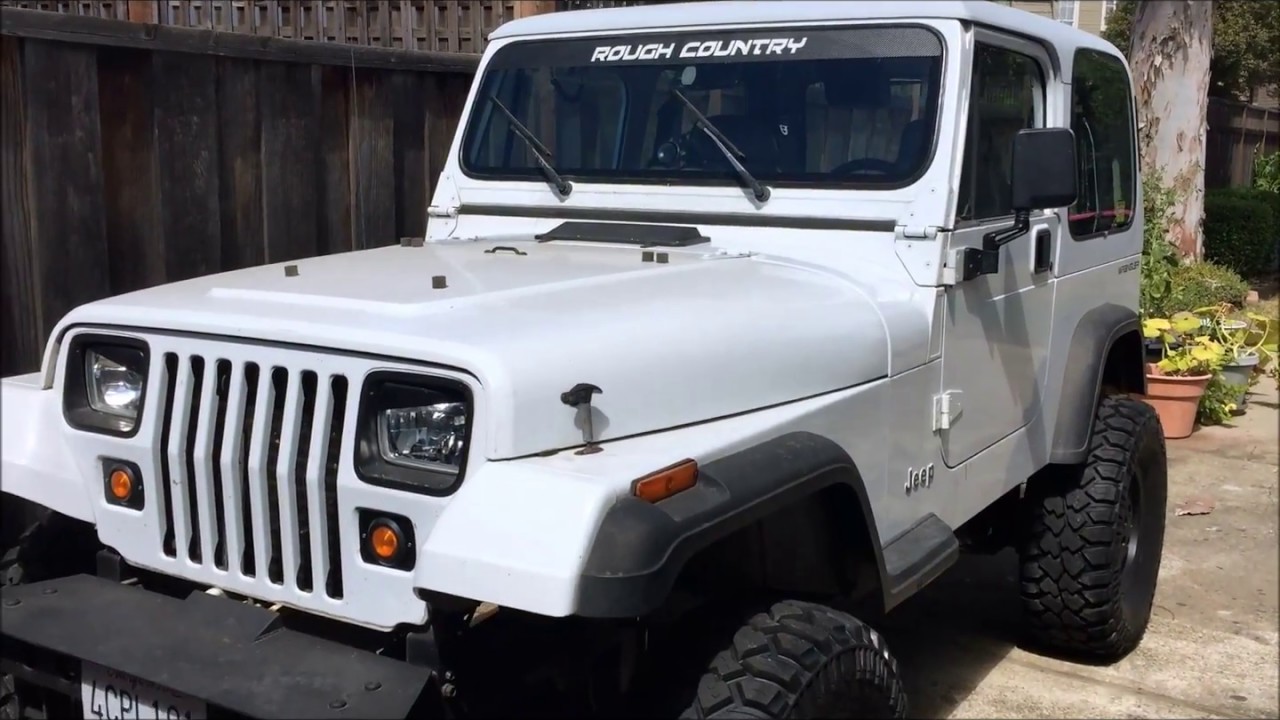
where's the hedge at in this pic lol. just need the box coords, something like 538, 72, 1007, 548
1203, 187, 1279, 277
1155, 260, 1251, 316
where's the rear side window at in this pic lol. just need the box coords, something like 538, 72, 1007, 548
1069, 50, 1136, 238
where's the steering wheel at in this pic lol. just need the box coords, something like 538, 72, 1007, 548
648, 127, 721, 170
647, 138, 684, 169
830, 157, 897, 176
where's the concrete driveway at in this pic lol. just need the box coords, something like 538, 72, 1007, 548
881, 382, 1279, 719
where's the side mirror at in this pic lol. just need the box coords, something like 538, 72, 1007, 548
955, 127, 1079, 283
1010, 127, 1078, 211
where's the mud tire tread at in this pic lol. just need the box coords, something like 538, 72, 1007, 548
1019, 394, 1167, 661
680, 600, 907, 719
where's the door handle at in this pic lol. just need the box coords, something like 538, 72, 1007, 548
1033, 228, 1052, 274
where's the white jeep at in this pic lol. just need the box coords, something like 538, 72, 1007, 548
0, 2, 1167, 718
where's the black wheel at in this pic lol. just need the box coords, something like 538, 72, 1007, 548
679, 600, 907, 719
1019, 394, 1168, 661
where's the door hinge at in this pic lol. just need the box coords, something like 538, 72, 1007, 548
933, 390, 963, 431
940, 245, 999, 286
895, 225, 942, 241
427, 205, 458, 218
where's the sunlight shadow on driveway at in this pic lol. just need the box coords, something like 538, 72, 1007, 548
876, 550, 1024, 719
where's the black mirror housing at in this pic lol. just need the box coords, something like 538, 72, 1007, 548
1010, 127, 1077, 211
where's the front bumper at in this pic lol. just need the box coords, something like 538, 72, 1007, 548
0, 575, 435, 719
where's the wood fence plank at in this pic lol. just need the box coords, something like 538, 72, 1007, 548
399, 0, 413, 51
318, 64, 353, 254
97, 47, 162, 293
217, 56, 265, 269
425, 70, 466, 191
377, 0, 391, 48
391, 70, 426, 240
0, 36, 41, 376
259, 61, 321, 262
20, 39, 110, 350
349, 68, 396, 249
152, 50, 222, 281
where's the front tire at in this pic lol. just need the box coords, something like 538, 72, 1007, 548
1019, 394, 1168, 661
680, 600, 907, 719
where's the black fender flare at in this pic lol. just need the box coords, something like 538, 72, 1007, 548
1049, 303, 1146, 465
574, 431, 957, 618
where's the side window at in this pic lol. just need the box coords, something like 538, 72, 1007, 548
957, 44, 1045, 222
1069, 50, 1136, 238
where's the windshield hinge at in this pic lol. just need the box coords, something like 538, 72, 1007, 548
700, 249, 754, 260
428, 205, 458, 219
895, 224, 943, 240
932, 390, 964, 432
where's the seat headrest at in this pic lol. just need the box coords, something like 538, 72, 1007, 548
823, 60, 891, 109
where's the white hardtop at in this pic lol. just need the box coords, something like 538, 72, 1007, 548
489, 0, 1125, 74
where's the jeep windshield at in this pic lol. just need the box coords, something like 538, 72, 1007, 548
461, 25, 944, 192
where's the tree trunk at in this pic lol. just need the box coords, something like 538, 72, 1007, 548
1129, 1, 1214, 259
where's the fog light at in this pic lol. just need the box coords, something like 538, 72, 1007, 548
102, 460, 144, 510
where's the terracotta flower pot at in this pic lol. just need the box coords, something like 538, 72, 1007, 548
1138, 364, 1212, 439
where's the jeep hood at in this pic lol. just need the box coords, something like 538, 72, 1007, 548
55, 238, 902, 459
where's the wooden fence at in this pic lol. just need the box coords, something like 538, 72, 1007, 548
1206, 97, 1280, 190
0, 7, 477, 375
0, 1, 538, 52
0, 1, 675, 53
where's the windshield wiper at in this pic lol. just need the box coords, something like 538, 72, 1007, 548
488, 94, 572, 198
671, 88, 771, 204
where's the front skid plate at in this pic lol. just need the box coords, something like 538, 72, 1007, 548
0, 575, 432, 719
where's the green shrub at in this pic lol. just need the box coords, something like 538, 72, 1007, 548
1254, 150, 1280, 193
1139, 174, 1180, 316
1197, 372, 1246, 426
1203, 187, 1278, 277
1156, 261, 1250, 315
1217, 186, 1280, 229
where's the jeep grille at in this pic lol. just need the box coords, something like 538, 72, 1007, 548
156, 352, 348, 600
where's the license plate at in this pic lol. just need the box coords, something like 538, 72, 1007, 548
80, 661, 207, 720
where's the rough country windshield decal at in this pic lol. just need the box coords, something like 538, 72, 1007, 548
590, 37, 810, 64
467, 25, 945, 191
487, 26, 942, 69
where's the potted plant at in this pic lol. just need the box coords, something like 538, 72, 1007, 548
1139, 312, 1228, 439
1196, 304, 1272, 409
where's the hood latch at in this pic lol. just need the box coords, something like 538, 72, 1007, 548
561, 383, 604, 455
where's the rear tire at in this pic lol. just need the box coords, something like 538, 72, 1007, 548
1019, 394, 1168, 661
679, 600, 907, 719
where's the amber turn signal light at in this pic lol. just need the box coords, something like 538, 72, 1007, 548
359, 510, 416, 570
370, 523, 400, 561
102, 460, 144, 510
363, 516, 410, 567
632, 460, 698, 503
109, 468, 134, 500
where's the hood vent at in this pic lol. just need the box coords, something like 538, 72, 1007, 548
534, 221, 709, 248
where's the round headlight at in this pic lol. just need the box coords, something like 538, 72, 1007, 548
86, 348, 145, 419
